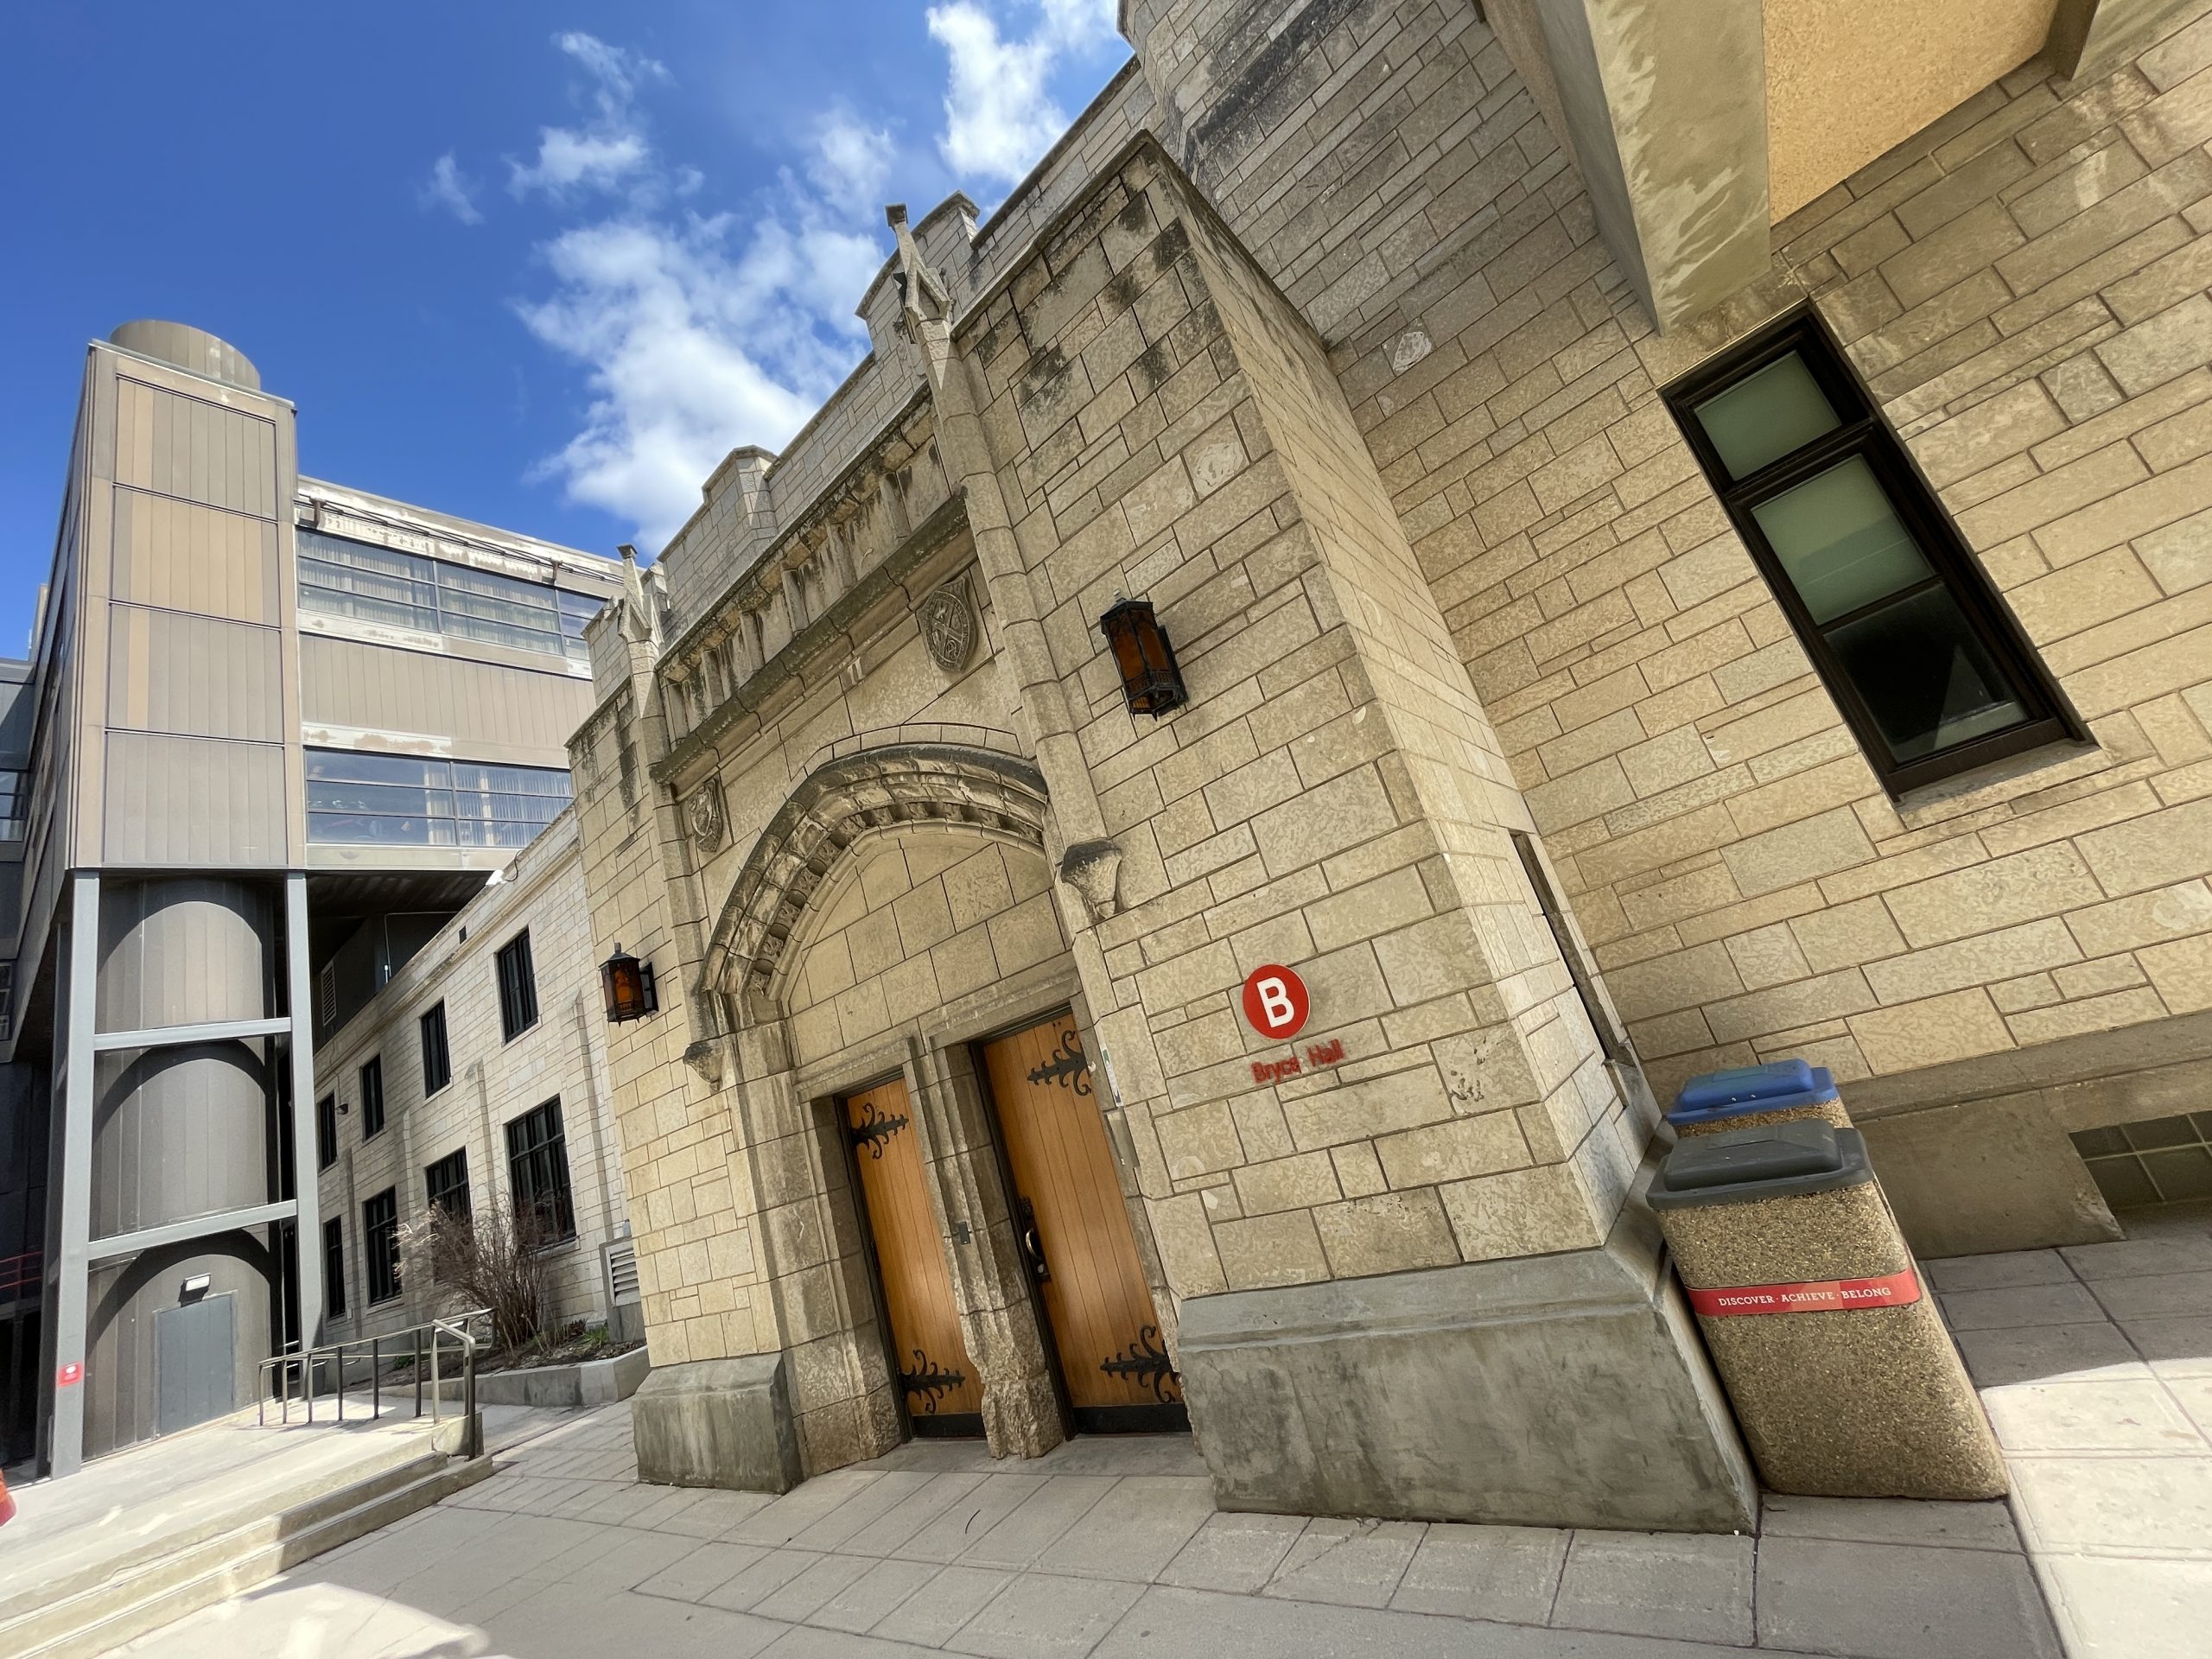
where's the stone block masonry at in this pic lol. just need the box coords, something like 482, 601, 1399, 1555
1148, 0, 2212, 1249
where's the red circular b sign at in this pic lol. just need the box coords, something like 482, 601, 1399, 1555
1242, 964, 1310, 1039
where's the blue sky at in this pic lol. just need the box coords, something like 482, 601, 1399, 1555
0, 1, 1129, 651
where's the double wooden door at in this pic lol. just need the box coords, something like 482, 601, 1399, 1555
843, 1077, 983, 1436
980, 1013, 1186, 1433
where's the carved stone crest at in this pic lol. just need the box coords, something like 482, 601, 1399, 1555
686, 779, 725, 854
918, 579, 978, 676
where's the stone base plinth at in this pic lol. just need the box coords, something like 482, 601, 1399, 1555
632, 1354, 802, 1493
1174, 1205, 1758, 1533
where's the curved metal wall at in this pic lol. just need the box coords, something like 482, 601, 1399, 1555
85, 878, 280, 1459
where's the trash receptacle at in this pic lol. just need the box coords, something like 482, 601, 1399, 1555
1649, 1119, 2005, 1500
1669, 1058, 1850, 1136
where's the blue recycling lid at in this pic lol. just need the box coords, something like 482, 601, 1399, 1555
1668, 1059, 1839, 1128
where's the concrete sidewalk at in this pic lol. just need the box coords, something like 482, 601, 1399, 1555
120, 1403, 2059, 1659
1931, 1200, 2212, 1658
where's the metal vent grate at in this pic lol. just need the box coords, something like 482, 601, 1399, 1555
605, 1238, 641, 1305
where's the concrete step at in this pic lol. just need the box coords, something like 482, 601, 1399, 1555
0, 1422, 441, 1630
2, 1445, 493, 1659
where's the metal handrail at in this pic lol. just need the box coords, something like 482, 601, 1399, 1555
256, 1307, 491, 1457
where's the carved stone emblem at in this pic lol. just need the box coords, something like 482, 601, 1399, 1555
918, 580, 978, 675
686, 779, 725, 854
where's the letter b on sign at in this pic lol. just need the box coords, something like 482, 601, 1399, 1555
1241, 963, 1310, 1039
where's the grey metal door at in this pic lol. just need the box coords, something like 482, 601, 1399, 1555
156, 1293, 236, 1434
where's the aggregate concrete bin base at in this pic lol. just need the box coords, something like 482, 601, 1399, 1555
1650, 1122, 2006, 1501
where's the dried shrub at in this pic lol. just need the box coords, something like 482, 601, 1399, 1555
400, 1198, 551, 1353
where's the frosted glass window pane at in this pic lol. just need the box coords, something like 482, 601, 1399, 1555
1752, 459, 1934, 623
1826, 587, 2027, 760
1691, 352, 1840, 479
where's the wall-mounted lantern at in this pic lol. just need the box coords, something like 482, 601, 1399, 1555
1099, 598, 1186, 717
601, 944, 660, 1024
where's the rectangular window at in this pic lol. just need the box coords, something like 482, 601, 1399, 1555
359, 1056, 386, 1138
322, 1216, 346, 1318
303, 748, 571, 850
424, 1147, 472, 1220
1662, 308, 2078, 795
496, 930, 539, 1042
315, 1093, 338, 1170
364, 1188, 401, 1304
505, 1099, 576, 1241
296, 529, 599, 665
0, 768, 25, 842
1510, 830, 1630, 1063
419, 1004, 451, 1096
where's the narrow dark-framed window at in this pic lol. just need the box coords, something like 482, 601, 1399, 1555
496, 929, 538, 1042
419, 1003, 451, 1096
315, 1093, 338, 1170
424, 1147, 472, 1220
322, 1216, 347, 1318
359, 1056, 385, 1139
505, 1098, 575, 1241
364, 1187, 401, 1304
1662, 307, 2080, 795
1510, 830, 1630, 1063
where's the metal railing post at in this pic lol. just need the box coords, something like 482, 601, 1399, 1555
372, 1336, 380, 1420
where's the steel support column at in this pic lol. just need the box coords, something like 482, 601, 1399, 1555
48, 872, 99, 1478
284, 874, 324, 1354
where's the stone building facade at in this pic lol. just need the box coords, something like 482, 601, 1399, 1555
570, 0, 2212, 1529
315, 812, 636, 1344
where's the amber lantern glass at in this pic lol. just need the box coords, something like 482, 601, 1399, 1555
1098, 598, 1186, 716
601, 944, 657, 1024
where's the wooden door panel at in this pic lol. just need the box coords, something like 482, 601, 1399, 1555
844, 1078, 982, 1431
982, 1014, 1182, 1424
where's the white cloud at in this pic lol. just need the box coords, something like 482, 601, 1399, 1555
518, 216, 828, 546
808, 111, 893, 212
510, 128, 650, 198
508, 31, 668, 201
505, 40, 897, 550
419, 152, 483, 225
926, 0, 1116, 183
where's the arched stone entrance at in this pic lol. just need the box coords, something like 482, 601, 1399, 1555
686, 741, 1179, 1476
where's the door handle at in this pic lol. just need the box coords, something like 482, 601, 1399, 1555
1017, 1197, 1051, 1285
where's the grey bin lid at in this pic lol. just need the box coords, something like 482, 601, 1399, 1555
1648, 1122, 1876, 1209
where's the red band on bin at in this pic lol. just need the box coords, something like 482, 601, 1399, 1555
1687, 1268, 1922, 1318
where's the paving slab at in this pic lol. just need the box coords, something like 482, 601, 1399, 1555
1258, 1516, 1425, 1607
88, 1400, 2094, 1659
799, 1555, 942, 1634
1550, 1529, 1755, 1647
1390, 1523, 1567, 1624
1093, 1582, 1777, 1658
952, 1473, 1116, 1568
1154, 1510, 1306, 1592
1031, 1473, 1216, 1580
1753, 1535, 2060, 1659
944, 1569, 1144, 1657
1932, 1208, 2212, 1659
868, 1563, 1013, 1646
1756, 1493, 2021, 1550
1951, 1320, 2145, 1387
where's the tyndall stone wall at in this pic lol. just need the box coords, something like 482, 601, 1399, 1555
568, 0, 2212, 1522
1125, 0, 2212, 1249
963, 143, 1649, 1293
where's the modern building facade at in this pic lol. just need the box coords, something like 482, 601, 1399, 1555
314, 810, 638, 1347
0, 321, 619, 1473
569, 0, 2212, 1531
